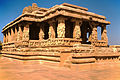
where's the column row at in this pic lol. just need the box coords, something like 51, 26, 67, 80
3, 23, 28, 43
39, 17, 83, 40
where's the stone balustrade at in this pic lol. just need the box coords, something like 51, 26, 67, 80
94, 40, 108, 47
29, 38, 82, 48
2, 42, 15, 49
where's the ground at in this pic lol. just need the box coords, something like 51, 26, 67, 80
0, 57, 120, 80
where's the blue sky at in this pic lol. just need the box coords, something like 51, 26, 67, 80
0, 0, 120, 45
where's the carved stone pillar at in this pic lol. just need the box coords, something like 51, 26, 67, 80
6, 32, 8, 43
39, 23, 45, 40
15, 26, 18, 41
11, 28, 14, 42
57, 17, 66, 38
17, 31, 20, 41
89, 22, 98, 44
101, 24, 108, 43
18, 24, 22, 41
73, 20, 82, 39
48, 20, 56, 39
8, 30, 11, 42
3, 33, 5, 43
23, 23, 31, 41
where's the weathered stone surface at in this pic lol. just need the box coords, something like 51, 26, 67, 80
1, 3, 120, 69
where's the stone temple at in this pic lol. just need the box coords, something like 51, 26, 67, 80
1, 3, 120, 68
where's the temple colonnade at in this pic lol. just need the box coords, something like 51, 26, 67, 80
3, 17, 108, 45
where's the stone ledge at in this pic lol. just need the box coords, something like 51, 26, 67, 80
2, 54, 60, 62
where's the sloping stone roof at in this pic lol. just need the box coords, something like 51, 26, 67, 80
2, 3, 110, 32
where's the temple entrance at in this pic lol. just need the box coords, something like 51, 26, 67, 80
65, 20, 74, 38
29, 23, 40, 40
81, 21, 92, 44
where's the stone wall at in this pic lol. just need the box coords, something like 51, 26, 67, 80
2, 42, 120, 68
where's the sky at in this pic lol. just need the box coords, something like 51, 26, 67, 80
0, 0, 120, 45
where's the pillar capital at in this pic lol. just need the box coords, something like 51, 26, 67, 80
22, 22, 32, 28
71, 18, 82, 22
18, 23, 22, 27
48, 19, 56, 24
101, 24, 107, 29
89, 22, 99, 29
56, 16, 67, 22
25, 22, 32, 25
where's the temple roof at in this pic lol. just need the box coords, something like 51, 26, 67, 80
2, 3, 111, 32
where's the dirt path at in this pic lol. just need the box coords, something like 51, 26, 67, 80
0, 57, 120, 80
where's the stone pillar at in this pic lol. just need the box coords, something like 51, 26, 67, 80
11, 28, 14, 42
88, 31, 92, 41
8, 30, 11, 42
89, 22, 98, 44
23, 23, 31, 41
17, 31, 20, 41
6, 32, 8, 43
73, 20, 82, 39
48, 20, 56, 39
39, 23, 45, 40
15, 26, 18, 41
3, 33, 6, 43
57, 17, 66, 38
18, 24, 23, 41
101, 24, 108, 42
